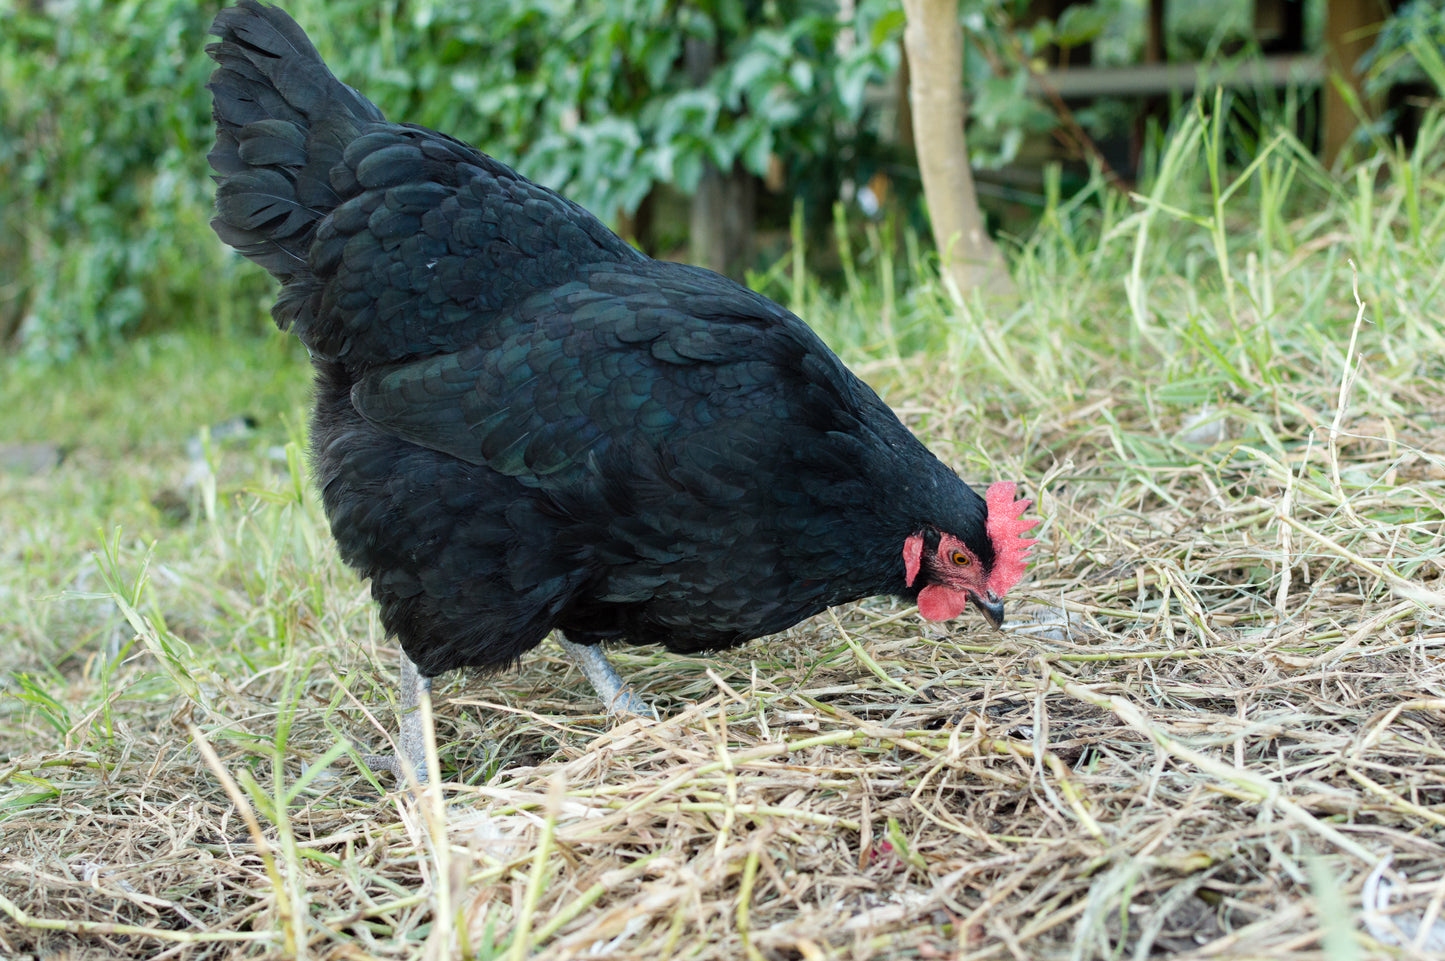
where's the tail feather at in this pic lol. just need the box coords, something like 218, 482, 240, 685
207, 0, 383, 304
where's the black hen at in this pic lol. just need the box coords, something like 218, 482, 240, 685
206, 1, 1037, 777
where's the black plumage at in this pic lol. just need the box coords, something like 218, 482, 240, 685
206, 3, 1033, 723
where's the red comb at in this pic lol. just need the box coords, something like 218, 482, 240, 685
985, 481, 1038, 596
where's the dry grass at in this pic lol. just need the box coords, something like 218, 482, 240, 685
3, 104, 1444, 959
4, 347, 1442, 959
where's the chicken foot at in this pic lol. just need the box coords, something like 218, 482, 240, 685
557, 638, 658, 720
364, 641, 653, 785
362, 651, 433, 784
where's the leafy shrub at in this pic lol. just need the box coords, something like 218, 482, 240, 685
2, 0, 905, 358
0, 0, 271, 360
2, 0, 1113, 359
301, 0, 903, 218
1361, 0, 1445, 96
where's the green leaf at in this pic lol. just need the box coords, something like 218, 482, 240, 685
788, 59, 814, 93
1055, 4, 1109, 48
639, 32, 682, 89
728, 47, 778, 102
673, 148, 705, 192
870, 9, 905, 48
740, 119, 774, 175
836, 48, 880, 118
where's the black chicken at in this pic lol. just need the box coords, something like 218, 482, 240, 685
206, 1, 1037, 779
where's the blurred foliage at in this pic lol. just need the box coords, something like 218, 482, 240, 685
12, 0, 1403, 362
0, 0, 265, 360
1361, 0, 1445, 97
960, 1, 1098, 169
0, 0, 914, 359
323, 0, 908, 218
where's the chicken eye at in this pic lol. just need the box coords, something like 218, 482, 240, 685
951, 551, 971, 567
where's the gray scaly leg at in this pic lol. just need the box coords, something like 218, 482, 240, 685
363, 650, 434, 784
557, 638, 658, 720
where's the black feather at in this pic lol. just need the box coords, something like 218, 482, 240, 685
206, 2, 1001, 681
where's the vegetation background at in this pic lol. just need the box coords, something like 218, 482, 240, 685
2, 1, 1443, 959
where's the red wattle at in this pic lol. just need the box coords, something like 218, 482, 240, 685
902, 534, 923, 587
917, 585, 969, 621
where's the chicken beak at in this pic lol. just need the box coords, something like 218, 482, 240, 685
972, 592, 1006, 630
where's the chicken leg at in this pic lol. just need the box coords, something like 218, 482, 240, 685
363, 651, 432, 784
364, 641, 653, 784
557, 638, 658, 720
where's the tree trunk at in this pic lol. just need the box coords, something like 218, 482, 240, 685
689, 161, 756, 278
901, 0, 1015, 302
685, 36, 755, 278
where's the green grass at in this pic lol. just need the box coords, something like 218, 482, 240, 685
2, 98, 1444, 960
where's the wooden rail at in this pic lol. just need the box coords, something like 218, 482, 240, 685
1030, 53, 1326, 100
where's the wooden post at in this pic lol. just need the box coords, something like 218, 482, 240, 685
1322, 0, 1390, 164
1145, 0, 1165, 63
